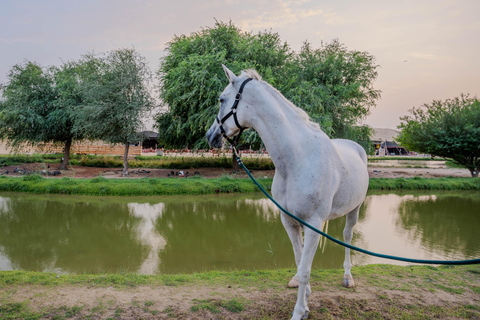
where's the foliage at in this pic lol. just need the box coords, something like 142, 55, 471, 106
0, 61, 56, 149
0, 61, 87, 169
76, 48, 155, 175
285, 40, 379, 152
397, 95, 480, 177
156, 21, 380, 151
156, 21, 292, 149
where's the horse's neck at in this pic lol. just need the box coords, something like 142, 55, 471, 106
249, 92, 322, 173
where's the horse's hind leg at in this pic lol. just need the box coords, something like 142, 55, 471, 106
343, 205, 360, 288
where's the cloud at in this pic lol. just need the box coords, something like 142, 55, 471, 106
238, 0, 324, 30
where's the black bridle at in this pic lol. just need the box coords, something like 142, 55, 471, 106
216, 77, 253, 146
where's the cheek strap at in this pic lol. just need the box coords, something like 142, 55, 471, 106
215, 77, 253, 146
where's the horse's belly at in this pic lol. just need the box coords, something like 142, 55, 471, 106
329, 170, 369, 218
272, 159, 368, 221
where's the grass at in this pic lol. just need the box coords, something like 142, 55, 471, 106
0, 264, 478, 292
0, 265, 478, 319
0, 175, 479, 196
0, 174, 273, 196
190, 298, 245, 314
368, 176, 480, 190
445, 160, 466, 168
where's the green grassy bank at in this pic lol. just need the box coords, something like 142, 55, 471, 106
0, 175, 273, 196
1, 264, 478, 289
368, 176, 480, 191
1, 264, 479, 319
0, 175, 479, 196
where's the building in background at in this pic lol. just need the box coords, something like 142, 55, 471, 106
371, 128, 408, 156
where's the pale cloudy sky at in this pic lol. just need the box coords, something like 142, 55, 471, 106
1, 0, 479, 130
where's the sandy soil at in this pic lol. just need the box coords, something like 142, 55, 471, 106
5, 274, 480, 319
0, 162, 473, 179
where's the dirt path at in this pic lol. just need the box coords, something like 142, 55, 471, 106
4, 271, 480, 319
0, 162, 473, 179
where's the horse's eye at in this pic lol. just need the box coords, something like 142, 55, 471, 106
219, 98, 224, 103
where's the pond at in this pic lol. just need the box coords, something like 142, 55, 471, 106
0, 191, 479, 274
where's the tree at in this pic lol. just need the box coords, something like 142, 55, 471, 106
397, 95, 480, 177
0, 61, 85, 169
284, 40, 379, 151
76, 48, 155, 176
156, 21, 380, 153
156, 21, 292, 150
50, 61, 88, 169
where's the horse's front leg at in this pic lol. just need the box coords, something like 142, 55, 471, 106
281, 214, 303, 287
291, 221, 322, 320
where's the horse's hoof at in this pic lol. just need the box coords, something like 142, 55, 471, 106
288, 275, 299, 288
343, 274, 355, 288
302, 310, 309, 319
291, 310, 309, 319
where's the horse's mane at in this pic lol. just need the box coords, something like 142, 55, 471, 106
241, 69, 321, 131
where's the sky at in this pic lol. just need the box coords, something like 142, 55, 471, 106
1, 0, 479, 130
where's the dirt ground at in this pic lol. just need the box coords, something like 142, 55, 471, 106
5, 273, 480, 319
0, 162, 473, 179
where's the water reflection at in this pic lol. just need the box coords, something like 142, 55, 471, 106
0, 194, 148, 273
128, 203, 166, 274
0, 191, 478, 274
397, 193, 480, 259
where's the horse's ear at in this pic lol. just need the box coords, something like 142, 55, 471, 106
222, 64, 237, 83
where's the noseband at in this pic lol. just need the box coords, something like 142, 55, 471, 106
216, 78, 253, 146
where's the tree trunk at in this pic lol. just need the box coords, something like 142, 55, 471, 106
58, 138, 72, 170
122, 142, 130, 177
232, 151, 239, 173
469, 168, 479, 177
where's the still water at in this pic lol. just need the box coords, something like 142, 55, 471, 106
0, 191, 479, 274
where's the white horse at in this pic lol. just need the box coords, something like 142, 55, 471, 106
207, 65, 369, 320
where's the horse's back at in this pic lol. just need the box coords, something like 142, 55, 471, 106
331, 139, 368, 166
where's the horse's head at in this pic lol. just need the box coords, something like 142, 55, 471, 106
206, 65, 253, 148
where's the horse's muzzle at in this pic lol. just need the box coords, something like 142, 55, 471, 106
206, 125, 223, 148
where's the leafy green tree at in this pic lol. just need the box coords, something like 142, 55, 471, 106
50, 61, 88, 169
285, 40, 379, 151
156, 21, 380, 153
76, 48, 155, 176
397, 95, 480, 177
156, 21, 291, 150
0, 61, 86, 169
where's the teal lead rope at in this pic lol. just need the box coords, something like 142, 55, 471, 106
236, 156, 480, 265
